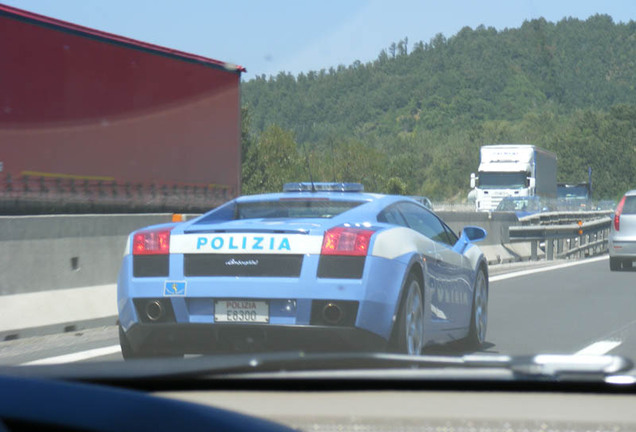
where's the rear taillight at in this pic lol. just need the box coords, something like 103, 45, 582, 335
133, 228, 171, 255
615, 196, 626, 231
321, 227, 374, 256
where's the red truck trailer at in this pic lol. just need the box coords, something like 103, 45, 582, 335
0, 4, 244, 213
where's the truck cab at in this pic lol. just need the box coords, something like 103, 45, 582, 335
557, 182, 592, 210
470, 144, 557, 212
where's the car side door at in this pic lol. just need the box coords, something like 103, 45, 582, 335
396, 203, 470, 327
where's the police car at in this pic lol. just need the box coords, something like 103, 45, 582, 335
117, 183, 489, 358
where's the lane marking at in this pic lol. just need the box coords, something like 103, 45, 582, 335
575, 340, 622, 356
21, 345, 121, 366
489, 255, 608, 282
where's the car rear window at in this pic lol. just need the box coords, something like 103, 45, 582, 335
195, 199, 364, 224
237, 200, 363, 219
622, 196, 636, 215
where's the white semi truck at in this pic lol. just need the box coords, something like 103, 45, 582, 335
470, 144, 557, 212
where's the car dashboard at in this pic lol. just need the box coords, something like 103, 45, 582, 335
159, 388, 636, 432
2, 362, 635, 432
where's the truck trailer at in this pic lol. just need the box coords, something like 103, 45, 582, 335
470, 144, 557, 212
0, 4, 244, 213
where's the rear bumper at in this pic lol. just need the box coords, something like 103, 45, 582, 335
123, 322, 388, 355
609, 238, 636, 258
117, 253, 411, 342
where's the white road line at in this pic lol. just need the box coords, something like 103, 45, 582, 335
21, 345, 121, 366
489, 255, 608, 282
575, 341, 622, 356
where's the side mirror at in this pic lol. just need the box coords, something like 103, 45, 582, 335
527, 177, 536, 189
462, 226, 487, 242
453, 225, 487, 254
470, 173, 476, 189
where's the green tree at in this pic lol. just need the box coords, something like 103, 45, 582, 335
242, 125, 303, 195
386, 177, 407, 195
240, 16, 636, 200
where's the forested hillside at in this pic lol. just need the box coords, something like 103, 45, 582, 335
241, 15, 636, 200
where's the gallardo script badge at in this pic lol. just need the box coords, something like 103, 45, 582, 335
225, 258, 259, 266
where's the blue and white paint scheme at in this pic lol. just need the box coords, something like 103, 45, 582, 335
117, 183, 488, 358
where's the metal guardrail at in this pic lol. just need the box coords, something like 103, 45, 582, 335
509, 215, 612, 261
517, 210, 613, 225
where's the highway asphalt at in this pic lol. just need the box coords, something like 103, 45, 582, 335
1, 255, 634, 366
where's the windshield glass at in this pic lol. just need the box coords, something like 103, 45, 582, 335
558, 185, 590, 198
497, 198, 538, 211
622, 196, 636, 215
0, 0, 635, 389
478, 172, 528, 189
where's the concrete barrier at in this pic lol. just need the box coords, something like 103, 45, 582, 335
436, 211, 530, 264
0, 284, 117, 340
0, 210, 589, 339
0, 214, 174, 296
436, 211, 518, 245
0, 211, 518, 299
0, 214, 174, 340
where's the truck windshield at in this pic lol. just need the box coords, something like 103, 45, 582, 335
557, 185, 589, 199
478, 172, 528, 189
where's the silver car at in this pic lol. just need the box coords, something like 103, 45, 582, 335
609, 190, 636, 271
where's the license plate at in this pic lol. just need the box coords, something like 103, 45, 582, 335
214, 300, 269, 323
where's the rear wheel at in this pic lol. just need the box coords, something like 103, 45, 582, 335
119, 324, 184, 360
464, 269, 488, 350
391, 274, 424, 355
610, 257, 621, 271
119, 324, 142, 360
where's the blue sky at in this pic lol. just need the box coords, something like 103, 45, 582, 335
2, 0, 634, 80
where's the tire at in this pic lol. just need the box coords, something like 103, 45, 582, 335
464, 269, 488, 350
119, 324, 142, 360
610, 257, 621, 271
390, 274, 424, 355
119, 324, 184, 360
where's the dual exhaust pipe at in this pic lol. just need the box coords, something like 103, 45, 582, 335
321, 302, 344, 325
141, 299, 348, 325
144, 300, 165, 322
